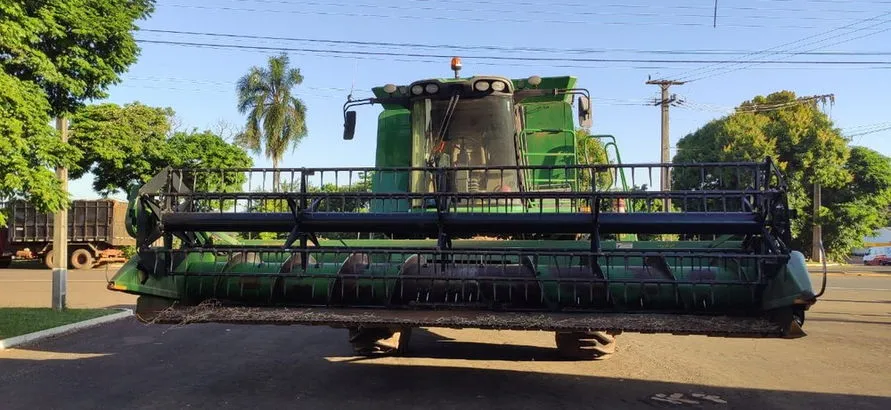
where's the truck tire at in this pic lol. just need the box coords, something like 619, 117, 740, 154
555, 330, 617, 360
44, 252, 54, 269
0, 257, 11, 269
70, 248, 95, 270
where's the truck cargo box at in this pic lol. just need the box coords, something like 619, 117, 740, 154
5, 199, 134, 247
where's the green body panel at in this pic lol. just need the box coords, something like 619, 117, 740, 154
371, 108, 412, 212
761, 251, 815, 310
109, 237, 814, 315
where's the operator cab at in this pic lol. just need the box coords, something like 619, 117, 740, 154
342, 58, 593, 205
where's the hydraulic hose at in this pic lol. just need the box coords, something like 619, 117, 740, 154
815, 238, 828, 298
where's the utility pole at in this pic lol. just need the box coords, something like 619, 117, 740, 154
52, 116, 69, 311
647, 79, 685, 210
806, 94, 833, 264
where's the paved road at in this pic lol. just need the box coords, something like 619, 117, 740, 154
0, 266, 136, 308
0, 270, 889, 409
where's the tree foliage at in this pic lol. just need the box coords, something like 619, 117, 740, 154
672, 90, 891, 260
69, 102, 253, 196
242, 172, 375, 241
235, 53, 308, 184
0, 1, 152, 221
165, 130, 255, 196
0, 73, 79, 225
0, 0, 155, 115
820, 146, 891, 259
574, 129, 614, 191
69, 102, 172, 195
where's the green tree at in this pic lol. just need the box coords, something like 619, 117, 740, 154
820, 147, 891, 260
0, 0, 155, 115
69, 102, 254, 196
671, 90, 885, 260
0, 73, 79, 225
164, 130, 254, 199
235, 53, 308, 190
0, 0, 153, 218
575, 129, 613, 191
69, 102, 173, 195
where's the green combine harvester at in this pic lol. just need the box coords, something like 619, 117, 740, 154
108, 59, 822, 359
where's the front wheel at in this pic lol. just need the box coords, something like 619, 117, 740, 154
555, 330, 618, 360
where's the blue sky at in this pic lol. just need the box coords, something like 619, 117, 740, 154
69, 0, 891, 199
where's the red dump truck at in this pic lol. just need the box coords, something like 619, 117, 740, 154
0, 199, 134, 269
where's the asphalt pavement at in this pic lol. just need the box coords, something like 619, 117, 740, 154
0, 268, 889, 409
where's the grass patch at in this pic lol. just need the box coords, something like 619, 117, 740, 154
0, 308, 117, 339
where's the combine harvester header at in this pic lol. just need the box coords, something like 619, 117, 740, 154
109, 59, 822, 359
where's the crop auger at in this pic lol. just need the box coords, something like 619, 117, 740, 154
108, 59, 820, 360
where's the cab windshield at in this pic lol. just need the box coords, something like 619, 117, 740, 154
428, 95, 519, 193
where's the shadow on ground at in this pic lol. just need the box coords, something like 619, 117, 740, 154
1, 319, 889, 409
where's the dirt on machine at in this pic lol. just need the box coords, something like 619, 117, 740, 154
107, 59, 822, 360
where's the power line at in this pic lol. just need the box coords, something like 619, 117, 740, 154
409, 0, 890, 15
141, 29, 891, 57
135, 39, 891, 67
223, 0, 884, 23
161, 2, 857, 29
686, 22, 891, 82
673, 11, 891, 82
845, 123, 891, 137
237, 0, 887, 16
843, 121, 891, 131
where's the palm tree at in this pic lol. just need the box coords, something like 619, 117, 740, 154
235, 53, 307, 191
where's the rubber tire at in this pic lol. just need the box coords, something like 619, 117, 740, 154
0, 257, 11, 269
44, 252, 54, 269
555, 331, 617, 360
349, 327, 395, 354
70, 248, 95, 270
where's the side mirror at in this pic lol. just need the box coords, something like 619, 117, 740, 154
343, 111, 357, 140
577, 96, 592, 128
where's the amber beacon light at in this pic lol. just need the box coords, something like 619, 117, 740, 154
451, 57, 462, 78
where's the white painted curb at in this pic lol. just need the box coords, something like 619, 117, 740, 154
0, 308, 133, 350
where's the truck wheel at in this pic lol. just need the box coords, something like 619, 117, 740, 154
44, 252, 54, 269
0, 257, 11, 269
555, 330, 617, 360
70, 248, 95, 270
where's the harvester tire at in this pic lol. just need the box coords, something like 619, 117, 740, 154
555, 331, 617, 360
